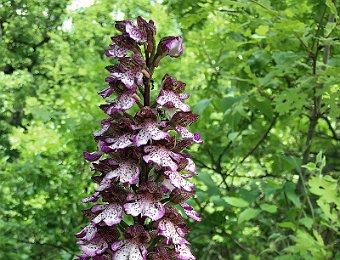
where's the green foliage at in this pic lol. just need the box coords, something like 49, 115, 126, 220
1, 0, 339, 259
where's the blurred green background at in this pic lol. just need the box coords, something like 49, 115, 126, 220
0, 0, 339, 259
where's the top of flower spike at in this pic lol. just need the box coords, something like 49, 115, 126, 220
114, 16, 155, 44
115, 20, 147, 43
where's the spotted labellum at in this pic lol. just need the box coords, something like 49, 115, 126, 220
76, 17, 202, 260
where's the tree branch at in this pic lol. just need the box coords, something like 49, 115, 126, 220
321, 115, 339, 141
296, 2, 335, 193
229, 113, 278, 186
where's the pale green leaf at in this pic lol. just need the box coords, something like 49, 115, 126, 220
225, 197, 249, 208
238, 208, 260, 223
260, 203, 277, 213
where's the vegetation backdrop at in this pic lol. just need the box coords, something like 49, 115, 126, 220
0, 0, 339, 259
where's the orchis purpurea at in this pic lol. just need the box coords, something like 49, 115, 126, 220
76, 17, 202, 260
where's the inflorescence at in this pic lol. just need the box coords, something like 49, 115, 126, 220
75, 16, 202, 260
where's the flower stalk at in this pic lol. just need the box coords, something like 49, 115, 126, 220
76, 16, 202, 260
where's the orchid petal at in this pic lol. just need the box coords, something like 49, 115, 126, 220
80, 237, 108, 257
98, 86, 114, 98
82, 192, 100, 203
180, 202, 202, 222
163, 170, 195, 192
158, 219, 189, 245
184, 158, 197, 174
143, 146, 179, 171
105, 93, 135, 114
156, 90, 190, 112
104, 160, 140, 185
83, 151, 103, 162
134, 122, 169, 147
107, 134, 133, 150
174, 244, 195, 260
92, 203, 123, 226
175, 126, 202, 144
124, 194, 165, 221
125, 21, 147, 43
105, 44, 129, 58
75, 223, 97, 241
111, 240, 147, 260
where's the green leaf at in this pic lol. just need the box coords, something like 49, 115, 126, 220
220, 96, 244, 111
225, 197, 249, 208
316, 199, 338, 221
274, 88, 308, 115
193, 98, 211, 115
261, 180, 282, 196
196, 172, 219, 196
260, 203, 277, 213
255, 25, 269, 36
275, 255, 299, 260
326, 0, 338, 17
300, 217, 313, 230
278, 222, 295, 230
316, 151, 323, 163
284, 182, 301, 208
210, 195, 229, 207
309, 176, 339, 207
302, 162, 316, 171
238, 208, 260, 223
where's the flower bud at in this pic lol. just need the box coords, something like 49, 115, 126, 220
154, 36, 183, 66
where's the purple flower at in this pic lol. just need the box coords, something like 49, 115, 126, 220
116, 69, 143, 89
115, 20, 147, 43
105, 54, 144, 90
184, 158, 197, 174
105, 44, 130, 59
157, 207, 189, 246
158, 219, 189, 245
100, 160, 140, 185
175, 126, 202, 144
148, 246, 177, 260
81, 192, 101, 203
161, 36, 183, 57
163, 170, 195, 192
106, 35, 135, 58
103, 91, 136, 114
143, 145, 181, 171
111, 240, 147, 260
124, 183, 165, 221
161, 74, 186, 93
112, 224, 150, 259
156, 90, 190, 113
83, 151, 103, 162
133, 122, 169, 146
78, 236, 108, 257
76, 17, 201, 259
174, 244, 196, 260
180, 202, 202, 222
170, 111, 199, 126
105, 133, 134, 150
98, 86, 114, 98
170, 189, 195, 204
75, 223, 98, 241
154, 36, 183, 66
91, 203, 123, 226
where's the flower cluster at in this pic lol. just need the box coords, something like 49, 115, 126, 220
76, 17, 202, 260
